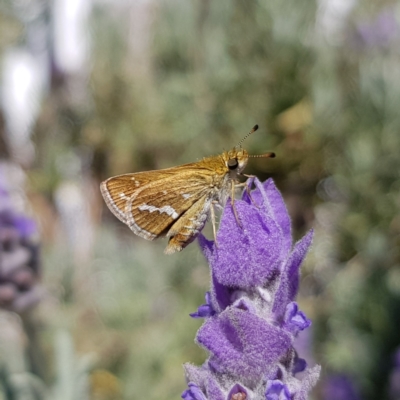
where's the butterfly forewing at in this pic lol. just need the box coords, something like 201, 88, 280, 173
101, 166, 216, 241
101, 174, 147, 224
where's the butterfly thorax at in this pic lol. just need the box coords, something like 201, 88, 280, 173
199, 148, 249, 183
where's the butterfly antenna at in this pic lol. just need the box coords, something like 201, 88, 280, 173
235, 124, 259, 149
249, 152, 276, 159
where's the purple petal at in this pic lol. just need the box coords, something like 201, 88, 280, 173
191, 292, 216, 318
253, 179, 292, 254
210, 271, 233, 312
198, 234, 215, 263
196, 308, 291, 381
273, 230, 313, 318
212, 201, 283, 288
205, 377, 225, 400
286, 230, 313, 302
292, 355, 307, 375
241, 177, 256, 204
265, 380, 291, 400
181, 383, 207, 400
190, 304, 215, 319
13, 215, 36, 237
283, 302, 311, 335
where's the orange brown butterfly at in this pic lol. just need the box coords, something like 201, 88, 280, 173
100, 125, 275, 254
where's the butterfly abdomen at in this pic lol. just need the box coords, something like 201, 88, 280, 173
164, 196, 211, 254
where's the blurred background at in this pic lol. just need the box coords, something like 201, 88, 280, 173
0, 0, 399, 399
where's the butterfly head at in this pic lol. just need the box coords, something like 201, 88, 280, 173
223, 148, 249, 177
221, 124, 276, 178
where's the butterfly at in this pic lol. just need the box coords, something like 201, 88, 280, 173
100, 125, 275, 254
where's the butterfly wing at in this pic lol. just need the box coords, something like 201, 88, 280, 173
100, 166, 215, 241
101, 172, 160, 225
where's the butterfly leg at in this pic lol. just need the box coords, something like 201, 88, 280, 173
231, 181, 243, 228
237, 175, 259, 208
210, 201, 218, 247
164, 196, 209, 254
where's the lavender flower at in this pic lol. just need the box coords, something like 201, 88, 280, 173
0, 179, 41, 312
182, 178, 320, 400
356, 9, 400, 49
322, 374, 361, 400
389, 347, 400, 400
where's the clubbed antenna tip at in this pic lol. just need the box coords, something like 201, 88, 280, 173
249, 152, 276, 159
236, 124, 259, 148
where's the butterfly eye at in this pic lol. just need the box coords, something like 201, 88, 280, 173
228, 158, 239, 170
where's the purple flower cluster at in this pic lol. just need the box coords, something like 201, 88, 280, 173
183, 178, 320, 400
389, 348, 400, 400
356, 9, 399, 49
322, 374, 360, 400
0, 180, 41, 312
